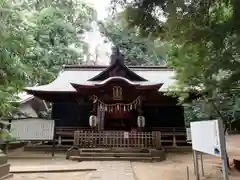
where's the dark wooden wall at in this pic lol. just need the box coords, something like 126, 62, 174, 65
52, 102, 92, 127
52, 102, 185, 129
143, 105, 185, 130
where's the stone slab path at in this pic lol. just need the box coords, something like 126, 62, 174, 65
89, 161, 136, 180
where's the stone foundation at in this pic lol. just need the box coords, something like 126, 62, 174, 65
66, 147, 80, 159
149, 149, 166, 161
0, 150, 11, 179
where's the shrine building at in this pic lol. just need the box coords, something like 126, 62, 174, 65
24, 47, 190, 150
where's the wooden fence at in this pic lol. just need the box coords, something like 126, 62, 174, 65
55, 127, 189, 147
74, 130, 161, 149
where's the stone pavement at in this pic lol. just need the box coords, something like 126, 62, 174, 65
90, 161, 136, 180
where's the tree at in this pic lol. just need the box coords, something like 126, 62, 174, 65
111, 0, 240, 129
0, 0, 32, 117
0, 0, 96, 117
98, 14, 167, 65
23, 0, 97, 84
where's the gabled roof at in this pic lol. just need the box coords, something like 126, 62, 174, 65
89, 60, 147, 81
25, 65, 176, 93
25, 47, 177, 96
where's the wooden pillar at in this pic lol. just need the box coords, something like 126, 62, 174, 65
51, 104, 56, 157
154, 131, 161, 149
96, 104, 105, 131
97, 105, 101, 131
51, 120, 56, 157
101, 110, 105, 130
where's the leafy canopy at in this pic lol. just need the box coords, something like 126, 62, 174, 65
0, 0, 96, 117
98, 14, 167, 65
111, 0, 240, 128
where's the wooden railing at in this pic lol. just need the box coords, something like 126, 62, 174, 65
56, 127, 186, 136
153, 127, 188, 147
55, 126, 189, 147
73, 130, 161, 149
56, 127, 91, 136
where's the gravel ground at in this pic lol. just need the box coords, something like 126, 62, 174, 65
7, 135, 240, 180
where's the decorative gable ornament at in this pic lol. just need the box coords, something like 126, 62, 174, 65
89, 115, 97, 127
137, 116, 145, 128
112, 86, 122, 100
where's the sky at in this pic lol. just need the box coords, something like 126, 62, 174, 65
84, 0, 112, 65
86, 0, 112, 20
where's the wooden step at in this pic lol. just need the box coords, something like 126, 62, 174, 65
69, 156, 163, 162
80, 148, 150, 153
79, 152, 152, 157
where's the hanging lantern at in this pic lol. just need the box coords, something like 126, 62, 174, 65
89, 115, 97, 127
137, 116, 145, 128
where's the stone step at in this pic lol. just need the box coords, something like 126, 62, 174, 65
79, 152, 152, 157
0, 164, 10, 179
69, 156, 163, 162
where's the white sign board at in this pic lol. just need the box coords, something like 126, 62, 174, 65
124, 132, 129, 138
186, 128, 192, 142
190, 120, 222, 157
11, 119, 55, 141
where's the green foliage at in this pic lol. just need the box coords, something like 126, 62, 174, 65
184, 92, 240, 130
98, 15, 167, 65
0, 0, 96, 117
0, 129, 16, 144
112, 0, 240, 128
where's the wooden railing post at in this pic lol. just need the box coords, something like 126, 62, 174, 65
154, 131, 161, 149
73, 131, 77, 147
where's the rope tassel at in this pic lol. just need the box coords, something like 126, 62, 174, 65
91, 95, 141, 112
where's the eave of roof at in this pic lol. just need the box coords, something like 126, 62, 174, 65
16, 92, 34, 104
71, 76, 163, 90
24, 65, 176, 94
